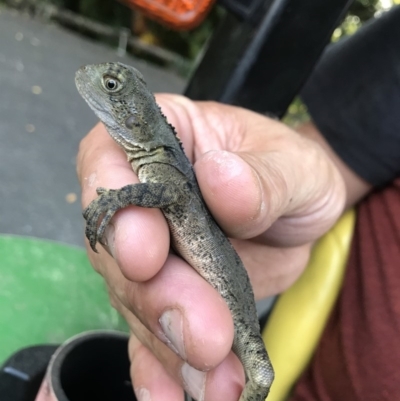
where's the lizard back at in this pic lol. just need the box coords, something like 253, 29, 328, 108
75, 62, 274, 401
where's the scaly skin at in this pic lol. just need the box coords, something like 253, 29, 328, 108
75, 62, 274, 401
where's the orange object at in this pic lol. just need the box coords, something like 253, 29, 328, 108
123, 0, 216, 30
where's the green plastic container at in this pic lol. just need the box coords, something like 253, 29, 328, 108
0, 235, 128, 362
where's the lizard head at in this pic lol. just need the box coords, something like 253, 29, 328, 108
75, 62, 162, 151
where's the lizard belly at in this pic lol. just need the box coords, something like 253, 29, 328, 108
162, 199, 251, 305
162, 201, 274, 401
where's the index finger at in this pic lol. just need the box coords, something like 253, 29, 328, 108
76, 122, 170, 282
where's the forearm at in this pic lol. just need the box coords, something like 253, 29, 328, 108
300, 6, 400, 197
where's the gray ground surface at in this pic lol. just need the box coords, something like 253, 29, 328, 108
0, 6, 186, 246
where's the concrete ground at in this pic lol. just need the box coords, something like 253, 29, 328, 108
0, 6, 186, 247
0, 6, 274, 317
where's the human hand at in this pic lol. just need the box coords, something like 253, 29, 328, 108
76, 94, 346, 401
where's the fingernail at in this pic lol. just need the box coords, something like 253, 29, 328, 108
181, 363, 206, 401
159, 309, 186, 359
135, 387, 152, 401
104, 224, 115, 257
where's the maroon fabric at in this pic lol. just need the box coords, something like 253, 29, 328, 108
290, 179, 400, 401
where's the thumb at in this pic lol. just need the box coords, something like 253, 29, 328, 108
194, 138, 345, 247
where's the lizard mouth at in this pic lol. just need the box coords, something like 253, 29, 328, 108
75, 70, 108, 117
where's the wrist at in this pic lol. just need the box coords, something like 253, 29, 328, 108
297, 121, 372, 208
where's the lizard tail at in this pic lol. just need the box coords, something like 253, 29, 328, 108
234, 332, 274, 401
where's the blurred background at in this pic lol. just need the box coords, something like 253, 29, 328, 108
0, 0, 396, 247
0, 0, 189, 246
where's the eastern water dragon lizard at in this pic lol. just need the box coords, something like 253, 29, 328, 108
75, 62, 274, 401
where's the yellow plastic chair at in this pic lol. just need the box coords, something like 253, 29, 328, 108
262, 209, 356, 401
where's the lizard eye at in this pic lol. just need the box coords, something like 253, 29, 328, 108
102, 76, 121, 92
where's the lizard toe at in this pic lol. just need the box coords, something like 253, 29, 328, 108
97, 208, 117, 246
96, 187, 108, 196
85, 213, 101, 248
83, 198, 100, 221
89, 237, 99, 253
82, 206, 91, 220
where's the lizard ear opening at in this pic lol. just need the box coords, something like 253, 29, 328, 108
125, 115, 138, 129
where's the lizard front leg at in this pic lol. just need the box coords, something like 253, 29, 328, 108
84, 183, 179, 252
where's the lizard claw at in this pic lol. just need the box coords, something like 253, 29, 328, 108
87, 230, 99, 253
83, 188, 121, 252
96, 187, 107, 195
